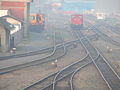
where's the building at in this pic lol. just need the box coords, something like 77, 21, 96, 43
0, 17, 13, 52
3, 15, 24, 45
0, 15, 24, 52
0, 0, 32, 38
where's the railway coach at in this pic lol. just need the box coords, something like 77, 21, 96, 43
70, 14, 83, 29
29, 14, 45, 30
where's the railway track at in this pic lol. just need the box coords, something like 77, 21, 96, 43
87, 14, 120, 35
85, 21, 120, 46
22, 54, 92, 90
0, 29, 78, 61
22, 29, 89, 90
52, 55, 92, 90
95, 55, 120, 89
0, 32, 56, 61
22, 23, 120, 90
98, 20, 120, 35
85, 15, 120, 46
22, 28, 98, 90
55, 25, 120, 90
41, 29, 100, 90
70, 58, 98, 90
77, 29, 120, 90
0, 35, 79, 64
93, 24, 120, 46
0, 47, 53, 61
22, 72, 58, 90
0, 32, 62, 61
0, 32, 67, 75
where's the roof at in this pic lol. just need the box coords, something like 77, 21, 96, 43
0, 17, 14, 30
2, 15, 25, 23
0, 0, 32, 2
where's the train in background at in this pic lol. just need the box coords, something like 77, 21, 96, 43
70, 14, 83, 29
96, 13, 106, 20
29, 14, 45, 30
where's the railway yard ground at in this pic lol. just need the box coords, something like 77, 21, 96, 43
0, 14, 120, 90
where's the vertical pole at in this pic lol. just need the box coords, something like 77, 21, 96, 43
24, 2, 30, 39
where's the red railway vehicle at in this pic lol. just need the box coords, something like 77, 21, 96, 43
70, 14, 83, 29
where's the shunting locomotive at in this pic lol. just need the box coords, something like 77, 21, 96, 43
29, 14, 45, 30
70, 14, 83, 29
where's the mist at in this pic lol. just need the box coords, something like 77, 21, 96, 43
95, 0, 120, 14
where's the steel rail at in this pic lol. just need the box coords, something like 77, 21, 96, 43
22, 72, 58, 90
85, 26, 120, 89
23, 24, 120, 90
52, 29, 87, 90
98, 20, 120, 35
52, 29, 93, 90
41, 54, 89, 90
95, 47, 120, 80
0, 40, 79, 61
74, 29, 99, 57
85, 19, 120, 46
0, 31, 56, 61
72, 29, 111, 89
79, 30, 113, 90
53, 27, 100, 90
93, 45, 120, 89
39, 29, 89, 90
0, 30, 78, 61
52, 54, 89, 90
65, 29, 78, 41
0, 32, 66, 75
87, 14, 120, 35
79, 29, 120, 90
79, 31, 112, 89
0, 47, 53, 61
54, 55, 98, 90
39, 28, 98, 90
73, 27, 111, 89
32, 30, 87, 90
67, 19, 120, 90
70, 55, 100, 90
22, 32, 67, 90
94, 55, 120, 90
92, 26, 120, 46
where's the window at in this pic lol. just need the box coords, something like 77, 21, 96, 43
30, 16, 35, 20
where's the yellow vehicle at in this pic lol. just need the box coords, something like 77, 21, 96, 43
29, 14, 45, 30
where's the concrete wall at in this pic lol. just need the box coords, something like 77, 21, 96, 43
0, 23, 24, 52
0, 1, 32, 38
0, 24, 10, 52
0, 1, 25, 20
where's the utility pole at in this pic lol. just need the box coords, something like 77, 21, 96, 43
24, 2, 30, 39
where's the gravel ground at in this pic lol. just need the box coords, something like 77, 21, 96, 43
83, 24, 120, 76
92, 38, 120, 76
0, 51, 51, 69
0, 13, 86, 90
82, 29, 95, 36
0, 42, 86, 90
73, 63, 109, 90
98, 26, 120, 42
57, 42, 86, 70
